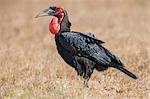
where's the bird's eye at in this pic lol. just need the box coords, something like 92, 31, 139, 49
56, 8, 60, 11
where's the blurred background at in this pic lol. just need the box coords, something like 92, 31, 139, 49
0, 0, 150, 98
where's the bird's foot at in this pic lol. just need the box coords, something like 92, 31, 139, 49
83, 80, 89, 88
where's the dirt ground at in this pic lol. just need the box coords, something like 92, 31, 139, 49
0, 0, 150, 99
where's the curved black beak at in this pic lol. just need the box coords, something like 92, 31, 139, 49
35, 8, 55, 18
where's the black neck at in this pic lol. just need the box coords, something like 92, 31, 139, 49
58, 10, 71, 34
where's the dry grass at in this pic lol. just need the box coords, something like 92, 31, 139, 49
0, 0, 150, 99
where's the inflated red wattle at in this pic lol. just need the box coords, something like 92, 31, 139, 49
49, 17, 60, 34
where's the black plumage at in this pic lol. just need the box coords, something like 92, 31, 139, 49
36, 6, 137, 86
55, 10, 137, 85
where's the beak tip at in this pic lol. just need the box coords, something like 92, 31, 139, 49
35, 15, 39, 18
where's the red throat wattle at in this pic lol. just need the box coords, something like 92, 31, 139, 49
49, 17, 60, 35
49, 12, 64, 35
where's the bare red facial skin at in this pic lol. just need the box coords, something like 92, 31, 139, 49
49, 17, 60, 34
49, 7, 64, 35
56, 6, 64, 12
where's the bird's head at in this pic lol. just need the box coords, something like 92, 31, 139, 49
35, 6, 64, 18
35, 6, 66, 35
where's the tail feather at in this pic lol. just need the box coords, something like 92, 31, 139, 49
115, 66, 138, 79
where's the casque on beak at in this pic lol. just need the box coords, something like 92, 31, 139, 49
35, 8, 55, 18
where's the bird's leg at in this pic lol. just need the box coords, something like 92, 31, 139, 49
76, 62, 85, 76
83, 78, 89, 88
74, 57, 85, 76
83, 61, 95, 87
83, 67, 94, 87
74, 56, 95, 87
74, 59, 86, 86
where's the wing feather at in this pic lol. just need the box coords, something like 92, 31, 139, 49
58, 32, 111, 66
72, 31, 105, 44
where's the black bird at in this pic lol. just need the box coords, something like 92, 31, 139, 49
36, 6, 137, 86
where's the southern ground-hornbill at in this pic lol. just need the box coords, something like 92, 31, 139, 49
36, 6, 137, 86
